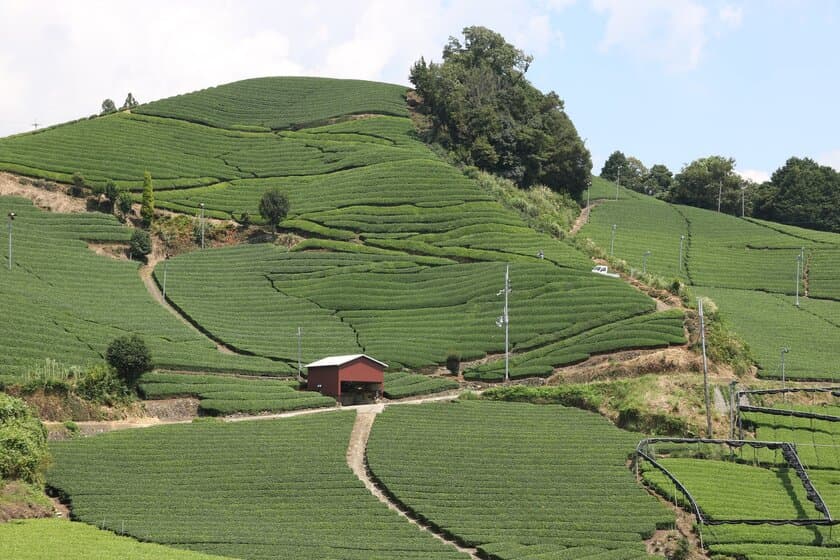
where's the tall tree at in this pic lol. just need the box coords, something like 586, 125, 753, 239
410, 26, 591, 199
754, 157, 840, 232
647, 164, 674, 196
101, 99, 117, 115
259, 188, 290, 234
600, 151, 627, 183
140, 171, 155, 226
122, 93, 139, 110
668, 156, 745, 214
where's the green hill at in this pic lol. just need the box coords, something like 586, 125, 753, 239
582, 185, 840, 380
0, 77, 682, 378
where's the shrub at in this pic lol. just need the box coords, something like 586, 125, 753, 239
116, 191, 133, 219
70, 172, 86, 197
74, 364, 132, 405
259, 188, 290, 234
445, 352, 460, 375
0, 393, 50, 485
106, 335, 153, 387
129, 229, 152, 259
140, 171, 155, 226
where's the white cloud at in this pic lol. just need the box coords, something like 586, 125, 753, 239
735, 168, 770, 183
591, 0, 710, 71
818, 149, 840, 172
719, 5, 744, 28
0, 0, 579, 138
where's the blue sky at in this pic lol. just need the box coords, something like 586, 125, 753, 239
0, 0, 837, 181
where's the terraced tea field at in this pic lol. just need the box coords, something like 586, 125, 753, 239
0, 196, 284, 383
48, 413, 468, 560
367, 401, 671, 559
582, 184, 840, 380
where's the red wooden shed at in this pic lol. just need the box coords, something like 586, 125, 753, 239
305, 354, 387, 401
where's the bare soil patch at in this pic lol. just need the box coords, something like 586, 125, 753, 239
0, 482, 55, 523
549, 347, 702, 384
0, 173, 87, 213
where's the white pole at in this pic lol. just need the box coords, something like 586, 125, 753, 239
162, 257, 168, 299
795, 251, 801, 307
616, 168, 620, 201
717, 179, 722, 213
643, 250, 651, 274
610, 224, 616, 257
698, 298, 712, 437
504, 264, 510, 383
297, 326, 302, 379
741, 186, 746, 217
679, 235, 685, 273
781, 347, 789, 390
7, 212, 14, 271
199, 203, 205, 249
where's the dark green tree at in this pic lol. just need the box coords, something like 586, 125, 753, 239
647, 164, 674, 196
116, 191, 133, 220
409, 26, 591, 198
129, 229, 152, 259
106, 334, 153, 386
259, 188, 290, 234
101, 99, 117, 115
70, 172, 86, 197
753, 157, 840, 232
600, 151, 628, 182
104, 180, 119, 206
668, 156, 745, 213
140, 171, 155, 226
122, 93, 139, 110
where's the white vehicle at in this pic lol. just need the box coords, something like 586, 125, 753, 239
591, 265, 620, 278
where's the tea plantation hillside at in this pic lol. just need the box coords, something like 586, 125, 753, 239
49, 413, 469, 560
581, 186, 840, 380
367, 401, 671, 559
0, 196, 285, 383
0, 77, 684, 377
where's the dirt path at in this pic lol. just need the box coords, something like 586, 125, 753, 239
346, 404, 480, 559
138, 250, 236, 355
569, 201, 602, 235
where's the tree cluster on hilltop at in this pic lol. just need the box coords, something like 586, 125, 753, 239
601, 150, 840, 233
409, 26, 592, 200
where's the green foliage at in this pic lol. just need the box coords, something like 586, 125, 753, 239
140, 171, 155, 226
100, 99, 117, 115
0, 519, 237, 560
129, 229, 151, 259
138, 372, 332, 415
73, 364, 132, 406
49, 413, 465, 559
103, 179, 119, 204
667, 155, 746, 213
410, 26, 591, 198
258, 188, 289, 233
105, 335, 152, 386
754, 156, 840, 233
367, 401, 671, 557
600, 150, 627, 182
121, 92, 138, 110
70, 171, 85, 197
0, 394, 49, 485
116, 190, 133, 218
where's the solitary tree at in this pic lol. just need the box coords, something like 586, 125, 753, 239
106, 334, 152, 387
116, 191, 133, 220
129, 229, 152, 260
600, 151, 628, 182
259, 188, 290, 234
101, 98, 117, 115
104, 180, 119, 206
122, 93, 139, 110
140, 171, 155, 226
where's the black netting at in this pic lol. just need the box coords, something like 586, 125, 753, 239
739, 405, 840, 423
635, 438, 836, 527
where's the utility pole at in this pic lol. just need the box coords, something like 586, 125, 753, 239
795, 250, 802, 307
698, 298, 713, 437
717, 179, 723, 213
496, 264, 511, 382
679, 235, 685, 273
643, 250, 651, 274
729, 380, 738, 440
162, 255, 169, 299
610, 224, 617, 257
199, 203, 206, 249
741, 185, 746, 217
31, 120, 39, 130
616, 168, 621, 201
7, 212, 15, 271
780, 347, 790, 390
297, 326, 303, 381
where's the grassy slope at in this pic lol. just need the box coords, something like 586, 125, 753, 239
48, 414, 467, 560
581, 184, 840, 380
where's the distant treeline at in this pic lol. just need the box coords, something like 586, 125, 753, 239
600, 151, 840, 233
